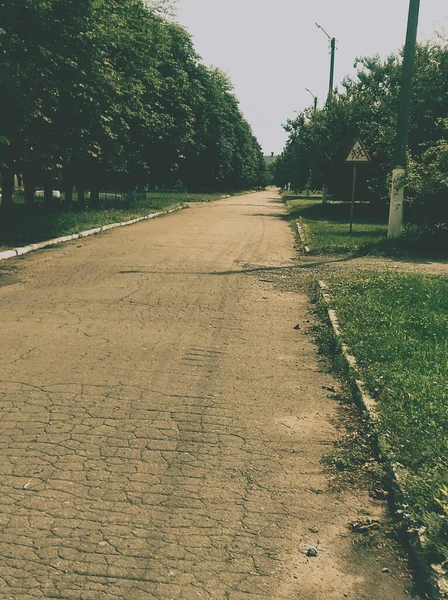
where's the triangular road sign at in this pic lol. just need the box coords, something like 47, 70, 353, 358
346, 139, 371, 163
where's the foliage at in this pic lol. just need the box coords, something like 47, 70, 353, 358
325, 271, 448, 561
0, 0, 265, 209
142, 0, 178, 18
286, 198, 389, 255
179, 67, 265, 191
275, 37, 448, 229
285, 196, 447, 257
407, 118, 448, 226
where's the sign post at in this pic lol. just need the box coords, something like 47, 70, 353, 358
346, 140, 371, 234
349, 163, 357, 234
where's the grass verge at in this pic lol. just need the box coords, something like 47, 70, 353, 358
285, 197, 447, 257
287, 198, 389, 254
0, 192, 227, 250
317, 270, 448, 563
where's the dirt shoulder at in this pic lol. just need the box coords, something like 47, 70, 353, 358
299, 252, 448, 277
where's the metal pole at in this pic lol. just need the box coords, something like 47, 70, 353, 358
315, 24, 336, 102
350, 163, 357, 234
387, 0, 420, 239
329, 38, 336, 101
315, 24, 336, 204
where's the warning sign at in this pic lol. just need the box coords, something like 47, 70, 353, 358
346, 140, 371, 163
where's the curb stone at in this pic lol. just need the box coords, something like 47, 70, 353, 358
0, 250, 18, 260
0, 206, 184, 263
184, 189, 259, 203
318, 280, 447, 599
218, 190, 259, 201
296, 222, 310, 254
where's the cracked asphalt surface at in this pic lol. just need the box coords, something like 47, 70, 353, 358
0, 191, 415, 599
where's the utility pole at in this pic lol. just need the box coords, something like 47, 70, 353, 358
316, 23, 336, 101
316, 23, 336, 204
329, 37, 335, 100
387, 0, 421, 239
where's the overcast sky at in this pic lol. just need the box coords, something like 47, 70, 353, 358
176, 0, 447, 155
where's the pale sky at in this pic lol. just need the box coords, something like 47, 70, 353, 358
176, 0, 447, 155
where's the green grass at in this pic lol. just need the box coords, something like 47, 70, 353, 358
285, 197, 447, 257
185, 190, 254, 201
282, 190, 323, 201
0, 192, 227, 250
323, 271, 448, 562
286, 198, 390, 254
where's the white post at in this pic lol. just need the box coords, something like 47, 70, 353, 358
387, 167, 405, 239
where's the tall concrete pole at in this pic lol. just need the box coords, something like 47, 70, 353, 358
329, 37, 336, 100
387, 0, 421, 239
315, 23, 336, 205
315, 24, 336, 103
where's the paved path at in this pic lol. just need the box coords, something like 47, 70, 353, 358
0, 191, 414, 599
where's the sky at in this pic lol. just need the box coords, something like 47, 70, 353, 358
176, 0, 447, 155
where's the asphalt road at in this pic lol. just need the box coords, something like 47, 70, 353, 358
0, 191, 414, 599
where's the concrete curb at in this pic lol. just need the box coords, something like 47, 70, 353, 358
217, 190, 260, 201
225, 189, 259, 198
296, 222, 310, 254
317, 280, 447, 599
0, 206, 184, 263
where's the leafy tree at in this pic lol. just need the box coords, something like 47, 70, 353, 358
142, 0, 178, 18
1, 0, 263, 213
407, 118, 448, 227
180, 67, 264, 192
277, 36, 448, 228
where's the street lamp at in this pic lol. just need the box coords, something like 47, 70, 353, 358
305, 88, 317, 112
387, 0, 421, 239
315, 23, 336, 102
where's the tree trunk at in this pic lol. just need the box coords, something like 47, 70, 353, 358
90, 186, 100, 208
64, 185, 73, 208
44, 181, 53, 211
24, 173, 35, 208
77, 185, 85, 208
1, 168, 14, 210
62, 169, 73, 209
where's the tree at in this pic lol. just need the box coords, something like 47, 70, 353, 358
1, 0, 263, 213
142, 0, 178, 18
277, 36, 448, 229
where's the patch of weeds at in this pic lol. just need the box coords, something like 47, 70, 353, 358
324, 270, 448, 563
322, 392, 382, 492
307, 282, 382, 495
308, 282, 349, 377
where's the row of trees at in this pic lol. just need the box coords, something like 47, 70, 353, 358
0, 0, 266, 209
274, 35, 448, 227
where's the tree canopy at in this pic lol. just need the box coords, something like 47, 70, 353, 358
0, 0, 265, 208
274, 36, 448, 228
